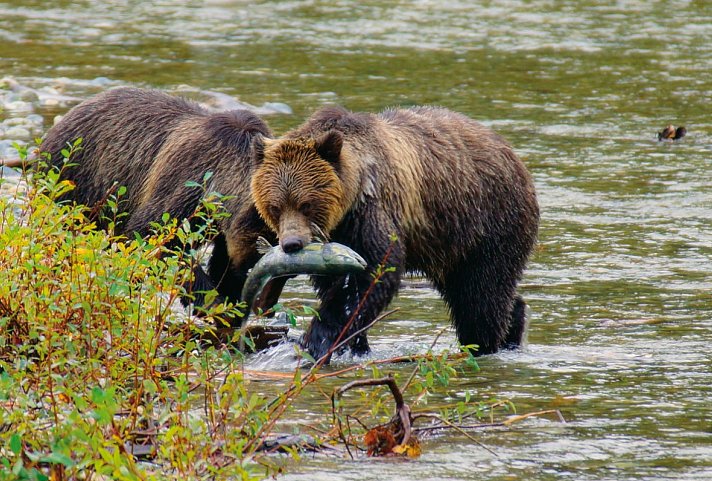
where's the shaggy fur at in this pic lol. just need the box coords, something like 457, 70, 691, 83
252, 105, 539, 361
40, 87, 276, 316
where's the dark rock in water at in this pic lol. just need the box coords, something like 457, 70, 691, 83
198, 324, 290, 353
657, 124, 686, 141
242, 324, 290, 352
256, 434, 323, 453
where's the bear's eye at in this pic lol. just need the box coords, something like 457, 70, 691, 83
268, 205, 281, 220
299, 202, 312, 216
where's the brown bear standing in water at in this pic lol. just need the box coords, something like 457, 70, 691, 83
252, 105, 539, 361
40, 87, 276, 311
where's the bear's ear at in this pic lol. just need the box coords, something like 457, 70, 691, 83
314, 130, 343, 165
251, 134, 273, 166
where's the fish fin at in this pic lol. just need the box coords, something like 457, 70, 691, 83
255, 236, 273, 255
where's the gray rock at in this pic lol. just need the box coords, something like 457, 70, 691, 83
0, 165, 21, 179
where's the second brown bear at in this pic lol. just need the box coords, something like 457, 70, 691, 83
39, 87, 277, 313
252, 105, 540, 362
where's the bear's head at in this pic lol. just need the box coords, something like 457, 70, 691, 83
251, 130, 346, 253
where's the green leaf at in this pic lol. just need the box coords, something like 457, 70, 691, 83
91, 386, 106, 404
12, 458, 23, 475
9, 433, 21, 455
40, 451, 75, 467
143, 378, 158, 395
98, 447, 114, 465
203, 289, 218, 306
108, 282, 126, 296
92, 407, 112, 425
11, 142, 28, 160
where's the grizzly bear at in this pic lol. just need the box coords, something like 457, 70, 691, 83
40, 87, 276, 313
251, 105, 539, 361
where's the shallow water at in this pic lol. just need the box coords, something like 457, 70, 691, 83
1, 1, 711, 479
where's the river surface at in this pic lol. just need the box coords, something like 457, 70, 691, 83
1, 1, 711, 480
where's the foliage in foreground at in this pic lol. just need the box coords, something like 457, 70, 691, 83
0, 145, 517, 481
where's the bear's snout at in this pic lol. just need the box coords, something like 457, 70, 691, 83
281, 236, 305, 253
278, 210, 313, 253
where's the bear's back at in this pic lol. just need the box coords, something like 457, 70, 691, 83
365, 106, 537, 263
40, 88, 209, 203
40, 88, 269, 230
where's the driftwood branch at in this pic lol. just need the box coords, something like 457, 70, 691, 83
331, 375, 413, 457
0, 158, 28, 168
411, 413, 498, 456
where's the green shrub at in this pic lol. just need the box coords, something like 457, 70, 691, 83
0, 146, 269, 480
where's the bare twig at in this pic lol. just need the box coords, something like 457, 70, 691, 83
503, 409, 566, 425
331, 375, 413, 456
323, 307, 400, 358
413, 420, 506, 432
86, 183, 119, 223
315, 240, 397, 366
410, 413, 498, 456
400, 325, 451, 394
0, 158, 25, 168
241, 351, 470, 382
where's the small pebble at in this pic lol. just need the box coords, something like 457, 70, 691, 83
4, 100, 33, 113
26, 114, 44, 125
91, 77, 112, 86
4, 126, 31, 138
19, 90, 39, 102
0, 140, 20, 159
40, 86, 62, 96
0, 166, 21, 179
40, 98, 61, 107
3, 117, 31, 127
0, 77, 20, 90
262, 102, 293, 115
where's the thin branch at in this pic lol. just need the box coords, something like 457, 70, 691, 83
0, 157, 28, 168
503, 409, 566, 425
322, 307, 400, 359
411, 413, 498, 457
332, 375, 413, 451
401, 325, 451, 393
413, 421, 506, 432
315, 240, 397, 366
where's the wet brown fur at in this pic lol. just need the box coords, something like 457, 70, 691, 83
251, 135, 347, 250
40, 87, 276, 316
252, 105, 540, 361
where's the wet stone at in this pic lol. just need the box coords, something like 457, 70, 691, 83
0, 166, 21, 179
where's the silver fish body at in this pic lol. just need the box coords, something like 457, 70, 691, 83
239, 242, 367, 329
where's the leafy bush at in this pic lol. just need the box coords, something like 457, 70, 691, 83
0, 145, 270, 480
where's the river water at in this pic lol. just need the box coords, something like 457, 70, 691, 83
1, 1, 711, 480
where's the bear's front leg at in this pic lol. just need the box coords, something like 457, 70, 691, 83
207, 233, 255, 303
305, 252, 403, 363
213, 228, 282, 326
